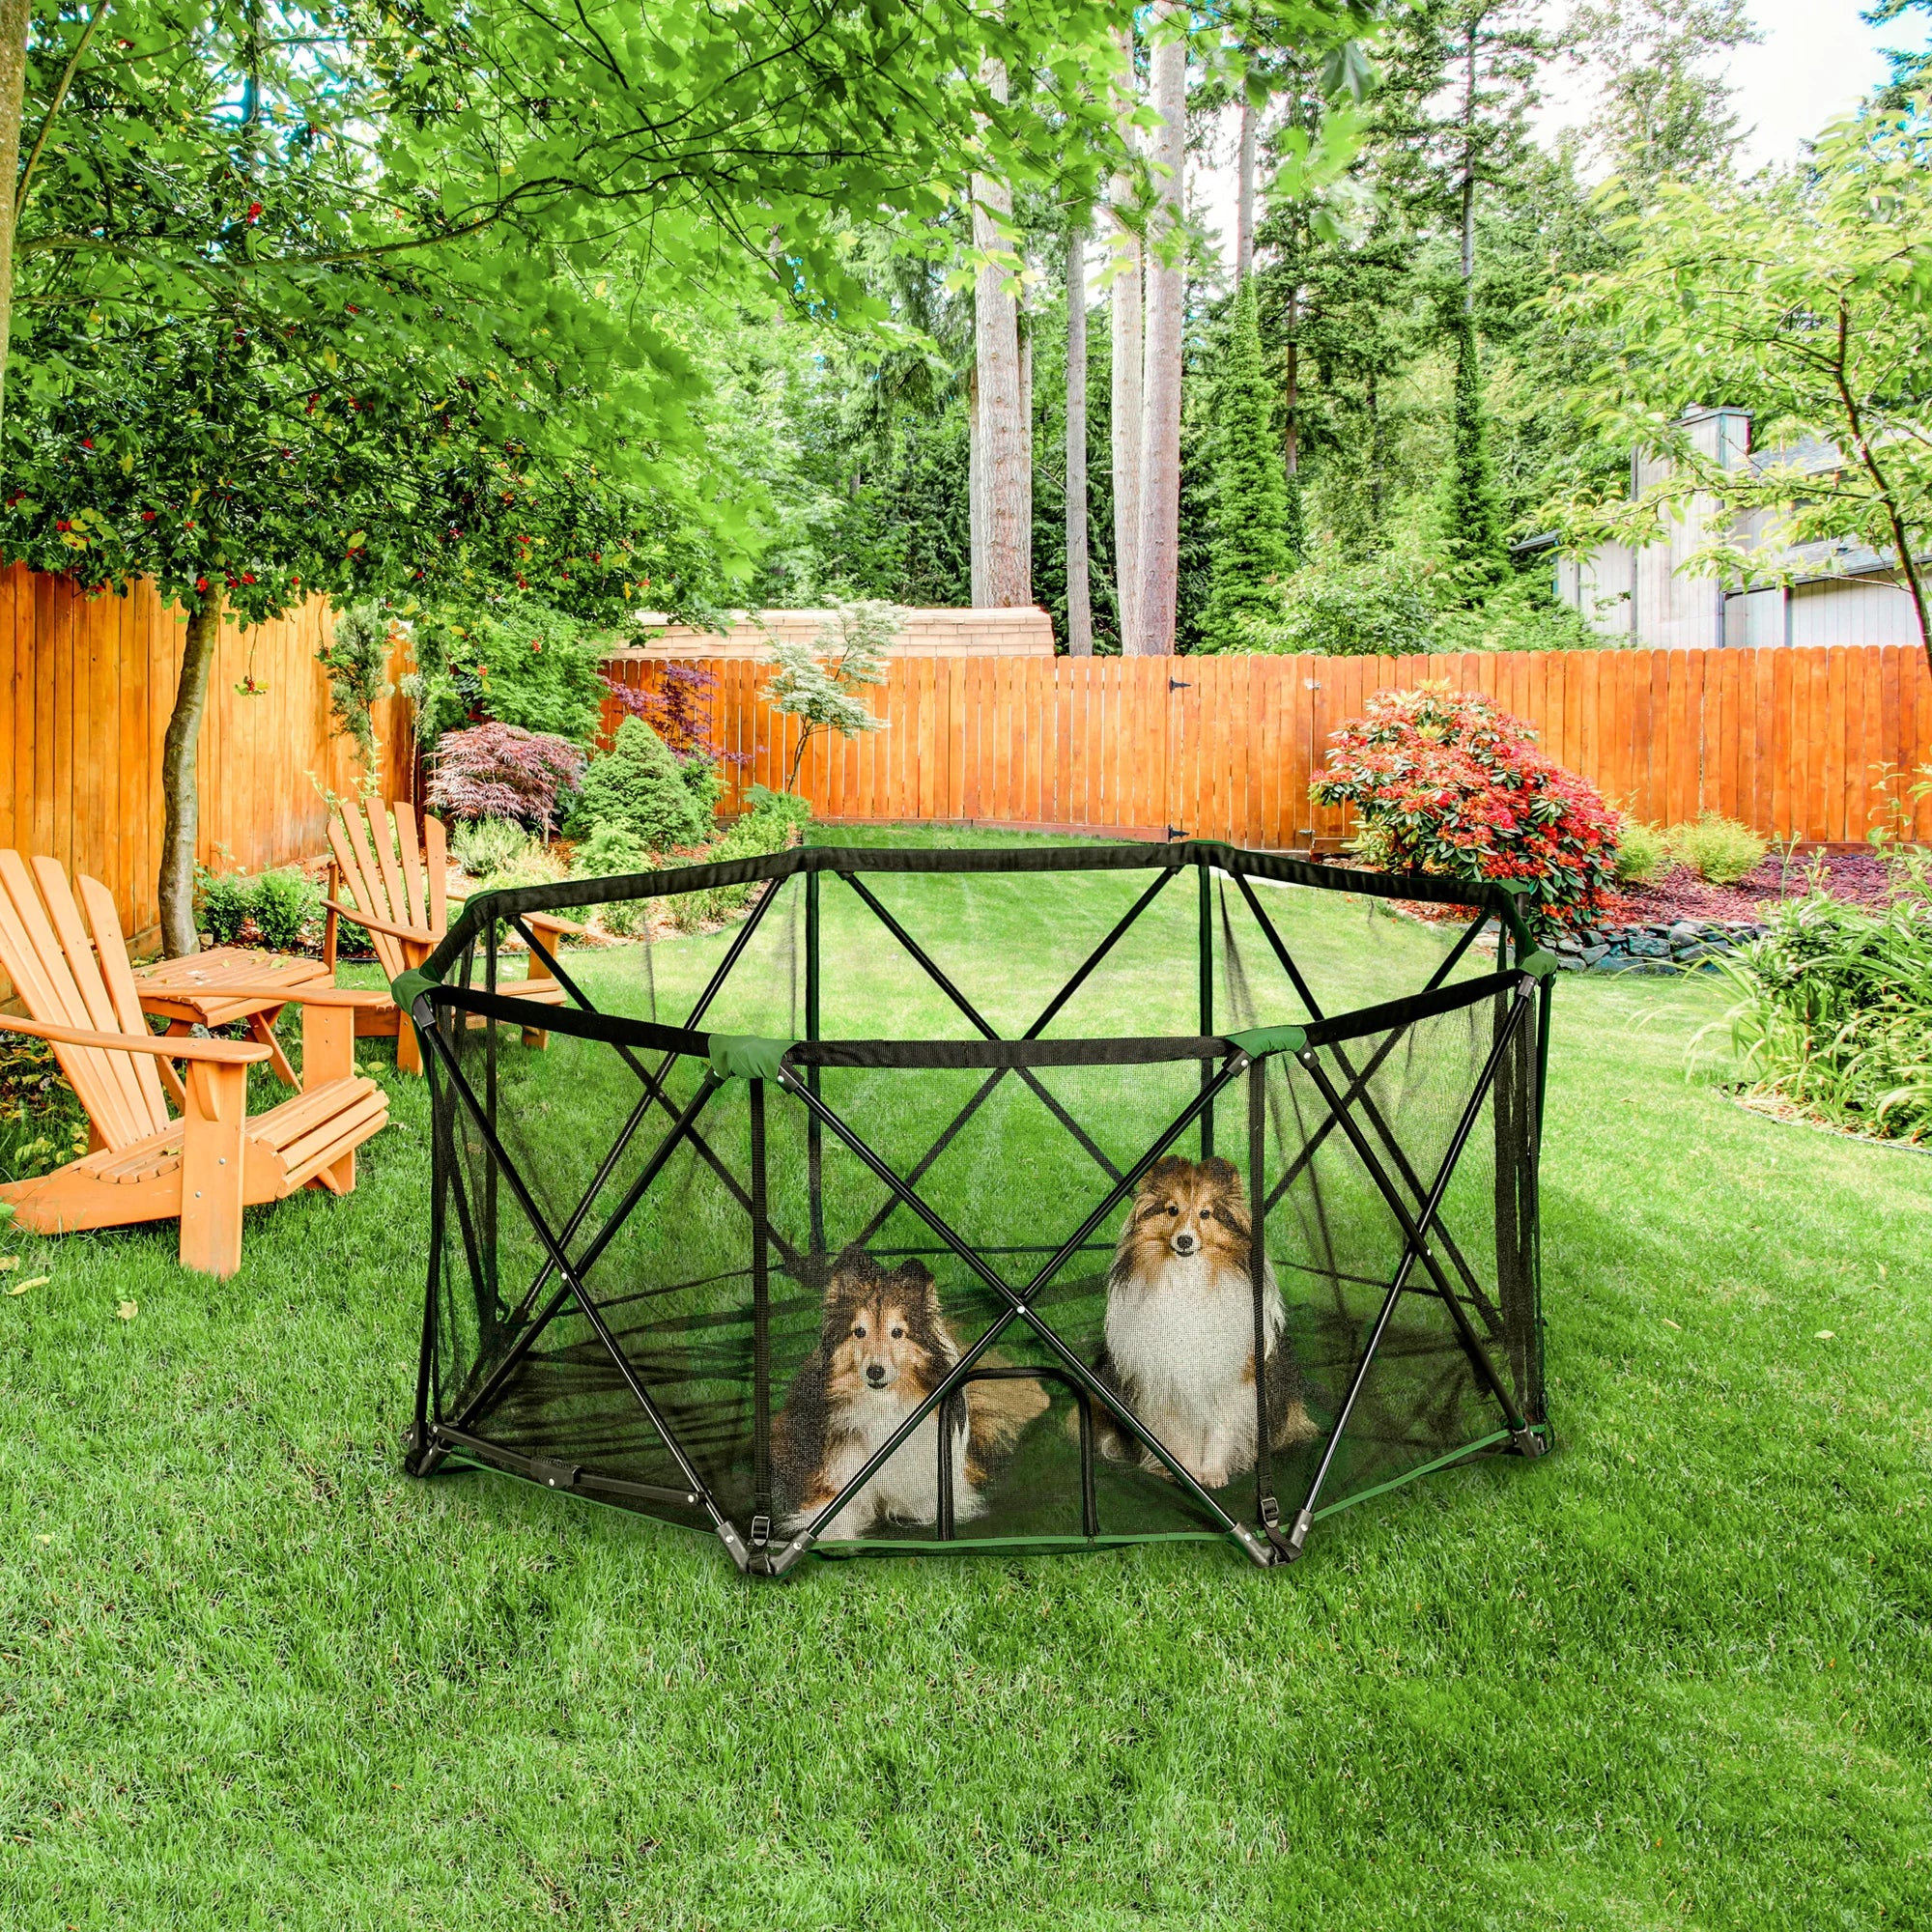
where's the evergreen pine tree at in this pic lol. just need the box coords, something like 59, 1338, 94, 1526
1203, 275, 1295, 641
1435, 311, 1510, 605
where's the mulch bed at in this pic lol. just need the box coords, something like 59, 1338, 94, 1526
1614, 850, 1893, 926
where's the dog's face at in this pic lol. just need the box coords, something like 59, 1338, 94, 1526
821, 1256, 953, 1402
1121, 1155, 1250, 1264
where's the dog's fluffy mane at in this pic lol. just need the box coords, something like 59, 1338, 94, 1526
1083, 1154, 1317, 1484
772, 1247, 1046, 1528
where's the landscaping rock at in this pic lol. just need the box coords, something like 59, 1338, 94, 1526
1667, 920, 1704, 946
1554, 936, 1583, 955
1552, 954, 1585, 972
1579, 943, 1610, 966
1628, 935, 1670, 958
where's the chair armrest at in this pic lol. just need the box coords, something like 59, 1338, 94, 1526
134, 981, 397, 1010
444, 895, 585, 942
0, 1012, 271, 1064
321, 899, 437, 946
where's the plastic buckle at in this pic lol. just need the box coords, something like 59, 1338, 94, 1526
1258, 1493, 1296, 1562
750, 1514, 772, 1549
530, 1457, 580, 1491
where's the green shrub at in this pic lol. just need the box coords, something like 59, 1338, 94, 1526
249, 867, 321, 951
195, 867, 253, 947
1615, 817, 1673, 884
1712, 878, 1932, 1141
572, 819, 655, 935
450, 816, 533, 880
570, 718, 713, 853
680, 755, 724, 821
319, 601, 397, 764
1671, 813, 1768, 886
1218, 554, 1435, 657
1433, 575, 1605, 653
410, 596, 612, 746
668, 790, 811, 930
478, 843, 568, 894
1212, 554, 1605, 658
194, 863, 321, 952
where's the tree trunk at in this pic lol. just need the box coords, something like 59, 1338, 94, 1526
1284, 294, 1299, 476
1065, 226, 1093, 656
1018, 302, 1034, 602
1236, 98, 1256, 283
159, 590, 226, 958
1367, 369, 1384, 539
0, 0, 29, 434
968, 365, 985, 605
1133, 1, 1186, 658
1460, 35, 1477, 314
1109, 23, 1144, 654
972, 57, 1031, 607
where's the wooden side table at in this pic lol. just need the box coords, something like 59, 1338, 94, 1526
131, 948, 333, 1093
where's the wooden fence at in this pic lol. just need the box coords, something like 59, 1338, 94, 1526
603, 644, 1932, 848
1, 564, 412, 950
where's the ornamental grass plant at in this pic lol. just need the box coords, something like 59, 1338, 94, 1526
1712, 846, 1932, 1142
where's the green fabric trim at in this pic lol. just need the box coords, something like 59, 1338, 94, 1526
391, 966, 440, 1014
1310, 1423, 1549, 1523
706, 1034, 794, 1082
811, 1530, 1233, 1558
1520, 951, 1559, 979
1228, 1024, 1307, 1059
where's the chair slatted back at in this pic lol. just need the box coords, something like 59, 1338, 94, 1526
328, 798, 449, 980
0, 852, 170, 1149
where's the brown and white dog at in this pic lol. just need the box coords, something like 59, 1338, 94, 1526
774, 1251, 1047, 1542
1087, 1155, 1317, 1490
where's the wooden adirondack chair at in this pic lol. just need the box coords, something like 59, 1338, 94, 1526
0, 853, 393, 1277
321, 796, 579, 1074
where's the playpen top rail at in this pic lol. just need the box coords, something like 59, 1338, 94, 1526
403, 838, 1539, 1006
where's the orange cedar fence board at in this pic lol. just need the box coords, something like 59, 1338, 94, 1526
599, 643, 1932, 849
2, 564, 411, 951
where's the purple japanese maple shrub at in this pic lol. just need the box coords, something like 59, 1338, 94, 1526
426, 722, 586, 833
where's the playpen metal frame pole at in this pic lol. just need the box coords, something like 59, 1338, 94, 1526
416, 1024, 741, 1550
1247, 1054, 1291, 1555
749, 1077, 775, 1552
1199, 861, 1215, 1158
840, 868, 1179, 1252
1231, 867, 1504, 1330
837, 871, 1124, 1182
769, 1054, 1274, 1573
806, 867, 825, 1257
1279, 980, 1538, 1557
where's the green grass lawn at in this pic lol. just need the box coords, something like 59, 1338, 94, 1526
3, 830, 1928, 1927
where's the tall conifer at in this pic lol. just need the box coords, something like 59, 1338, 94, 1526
1435, 311, 1510, 604
1204, 275, 1295, 639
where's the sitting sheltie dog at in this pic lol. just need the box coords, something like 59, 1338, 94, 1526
1085, 1155, 1318, 1491
775, 1251, 1047, 1542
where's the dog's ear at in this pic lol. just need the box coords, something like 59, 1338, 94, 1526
1139, 1154, 1190, 1197
1200, 1155, 1245, 1200
893, 1257, 943, 1314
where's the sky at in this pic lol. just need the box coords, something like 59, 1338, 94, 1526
1187, 0, 1932, 272
1536, 0, 1930, 170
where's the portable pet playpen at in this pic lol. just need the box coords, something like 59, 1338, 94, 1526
398, 842, 1552, 1577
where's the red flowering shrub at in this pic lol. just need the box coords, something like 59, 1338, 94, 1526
1309, 684, 1621, 930
426, 722, 586, 834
